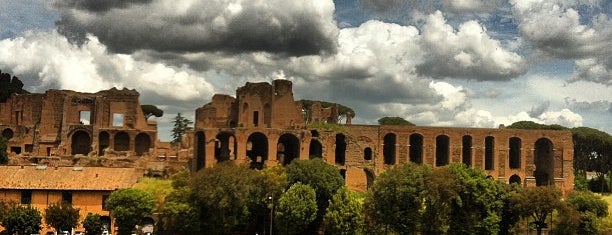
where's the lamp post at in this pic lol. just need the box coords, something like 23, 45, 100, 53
269, 196, 273, 235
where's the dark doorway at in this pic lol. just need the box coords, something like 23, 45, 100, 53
462, 135, 472, 166
509, 137, 521, 169
99, 131, 109, 156
195, 131, 206, 171
485, 136, 495, 170
436, 135, 449, 166
215, 132, 236, 162
247, 132, 268, 169
135, 133, 151, 156
364, 147, 373, 161
277, 133, 300, 165
535, 138, 554, 186
409, 134, 423, 164
1, 128, 13, 140
335, 134, 346, 165
309, 139, 323, 159
114, 132, 130, 151
383, 133, 396, 165
71, 130, 91, 155
509, 174, 521, 185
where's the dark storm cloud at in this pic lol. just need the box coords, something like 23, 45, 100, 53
52, 0, 152, 12
53, 0, 339, 56
528, 101, 549, 118
565, 98, 611, 113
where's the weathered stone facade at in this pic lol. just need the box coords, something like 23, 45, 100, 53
193, 80, 575, 193
0, 88, 157, 159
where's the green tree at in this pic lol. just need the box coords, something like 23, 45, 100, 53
324, 186, 364, 235
511, 186, 562, 235
422, 167, 460, 234
161, 169, 200, 235
141, 104, 164, 120
105, 188, 156, 235
506, 121, 568, 130
133, 177, 173, 213
553, 191, 608, 235
82, 213, 103, 235
44, 202, 80, 233
571, 127, 612, 190
0, 136, 8, 164
1, 204, 42, 235
274, 182, 318, 235
364, 163, 429, 235
0, 70, 29, 103
246, 166, 287, 234
377, 116, 415, 126
171, 113, 193, 145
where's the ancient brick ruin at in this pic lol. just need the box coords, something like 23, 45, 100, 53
193, 80, 575, 193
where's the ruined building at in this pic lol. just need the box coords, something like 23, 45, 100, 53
0, 88, 157, 159
193, 80, 575, 193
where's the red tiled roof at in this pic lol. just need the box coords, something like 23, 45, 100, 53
0, 166, 143, 191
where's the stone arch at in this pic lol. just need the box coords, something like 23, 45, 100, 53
309, 139, 323, 159
99, 131, 110, 156
114, 132, 130, 151
335, 134, 346, 165
409, 133, 423, 164
535, 138, 554, 186
247, 132, 268, 169
364, 147, 373, 161
364, 168, 375, 190
485, 136, 495, 170
383, 133, 396, 165
215, 132, 237, 162
71, 130, 91, 155
134, 133, 151, 156
436, 135, 450, 166
195, 131, 206, 171
509, 137, 521, 169
277, 133, 300, 165
462, 135, 472, 166
509, 174, 521, 185
311, 130, 319, 138
1, 128, 14, 140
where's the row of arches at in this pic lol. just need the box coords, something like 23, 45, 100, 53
71, 130, 151, 156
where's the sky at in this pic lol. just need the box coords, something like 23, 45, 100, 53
1, 0, 610, 141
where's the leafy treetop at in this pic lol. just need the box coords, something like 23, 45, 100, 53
378, 116, 415, 126
506, 121, 568, 130
141, 105, 164, 120
0, 70, 29, 103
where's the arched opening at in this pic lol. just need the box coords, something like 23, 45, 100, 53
383, 133, 396, 165
114, 132, 130, 151
509, 174, 521, 185
247, 132, 268, 169
277, 133, 300, 165
99, 131, 109, 156
409, 133, 423, 164
535, 138, 554, 186
71, 130, 91, 155
309, 139, 323, 159
436, 135, 449, 166
462, 135, 472, 166
364, 168, 375, 190
485, 136, 495, 170
134, 133, 151, 156
335, 134, 346, 165
215, 132, 237, 162
364, 147, 373, 161
311, 130, 319, 138
1, 128, 14, 140
195, 131, 206, 171
509, 137, 521, 169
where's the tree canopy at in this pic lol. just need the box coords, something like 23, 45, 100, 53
44, 202, 80, 233
285, 158, 345, 215
274, 182, 318, 235
0, 70, 29, 103
82, 213, 104, 235
378, 116, 415, 126
571, 126, 612, 176
1, 204, 42, 235
105, 188, 155, 235
141, 105, 164, 120
324, 186, 364, 235
506, 121, 568, 130
171, 113, 193, 145
511, 186, 562, 235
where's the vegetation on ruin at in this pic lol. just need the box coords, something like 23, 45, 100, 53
506, 121, 568, 130
0, 70, 29, 103
44, 202, 80, 234
141, 104, 164, 120
300, 99, 355, 121
377, 116, 415, 126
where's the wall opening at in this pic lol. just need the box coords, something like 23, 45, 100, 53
409, 133, 423, 164
535, 138, 554, 186
71, 130, 91, 155
509, 137, 521, 169
10, 146, 21, 154
436, 135, 449, 166
215, 132, 236, 162
114, 132, 130, 151
247, 132, 268, 169
509, 174, 521, 185
309, 139, 323, 159
2, 128, 13, 140
383, 133, 396, 165
485, 136, 495, 170
462, 135, 472, 166
335, 134, 346, 165
364, 168, 375, 190
253, 111, 259, 127
277, 133, 300, 165
340, 169, 346, 180
99, 131, 110, 156
135, 133, 151, 156
79, 111, 91, 125
21, 190, 32, 204
364, 147, 373, 161
112, 113, 124, 127
62, 191, 73, 204
195, 131, 206, 171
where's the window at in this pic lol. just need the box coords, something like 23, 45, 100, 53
102, 194, 110, 211
253, 111, 259, 126
485, 136, 495, 170
62, 191, 73, 204
112, 113, 124, 127
21, 190, 32, 204
80, 111, 91, 125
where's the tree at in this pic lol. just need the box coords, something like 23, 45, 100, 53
285, 158, 344, 216
44, 202, 80, 233
0, 70, 29, 103
511, 186, 562, 235
506, 121, 568, 130
171, 113, 193, 145
377, 116, 415, 126
246, 166, 287, 234
0, 136, 8, 164
141, 105, 164, 120
105, 188, 156, 235
324, 186, 364, 235
363, 163, 429, 235
161, 169, 200, 235
1, 204, 42, 235
274, 182, 318, 235
422, 167, 459, 234
571, 127, 612, 190
553, 190, 608, 235
82, 213, 104, 235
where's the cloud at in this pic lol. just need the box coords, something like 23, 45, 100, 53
565, 98, 611, 112
528, 101, 550, 118
441, 0, 503, 13
416, 11, 526, 80
52, 0, 339, 56
572, 56, 611, 85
